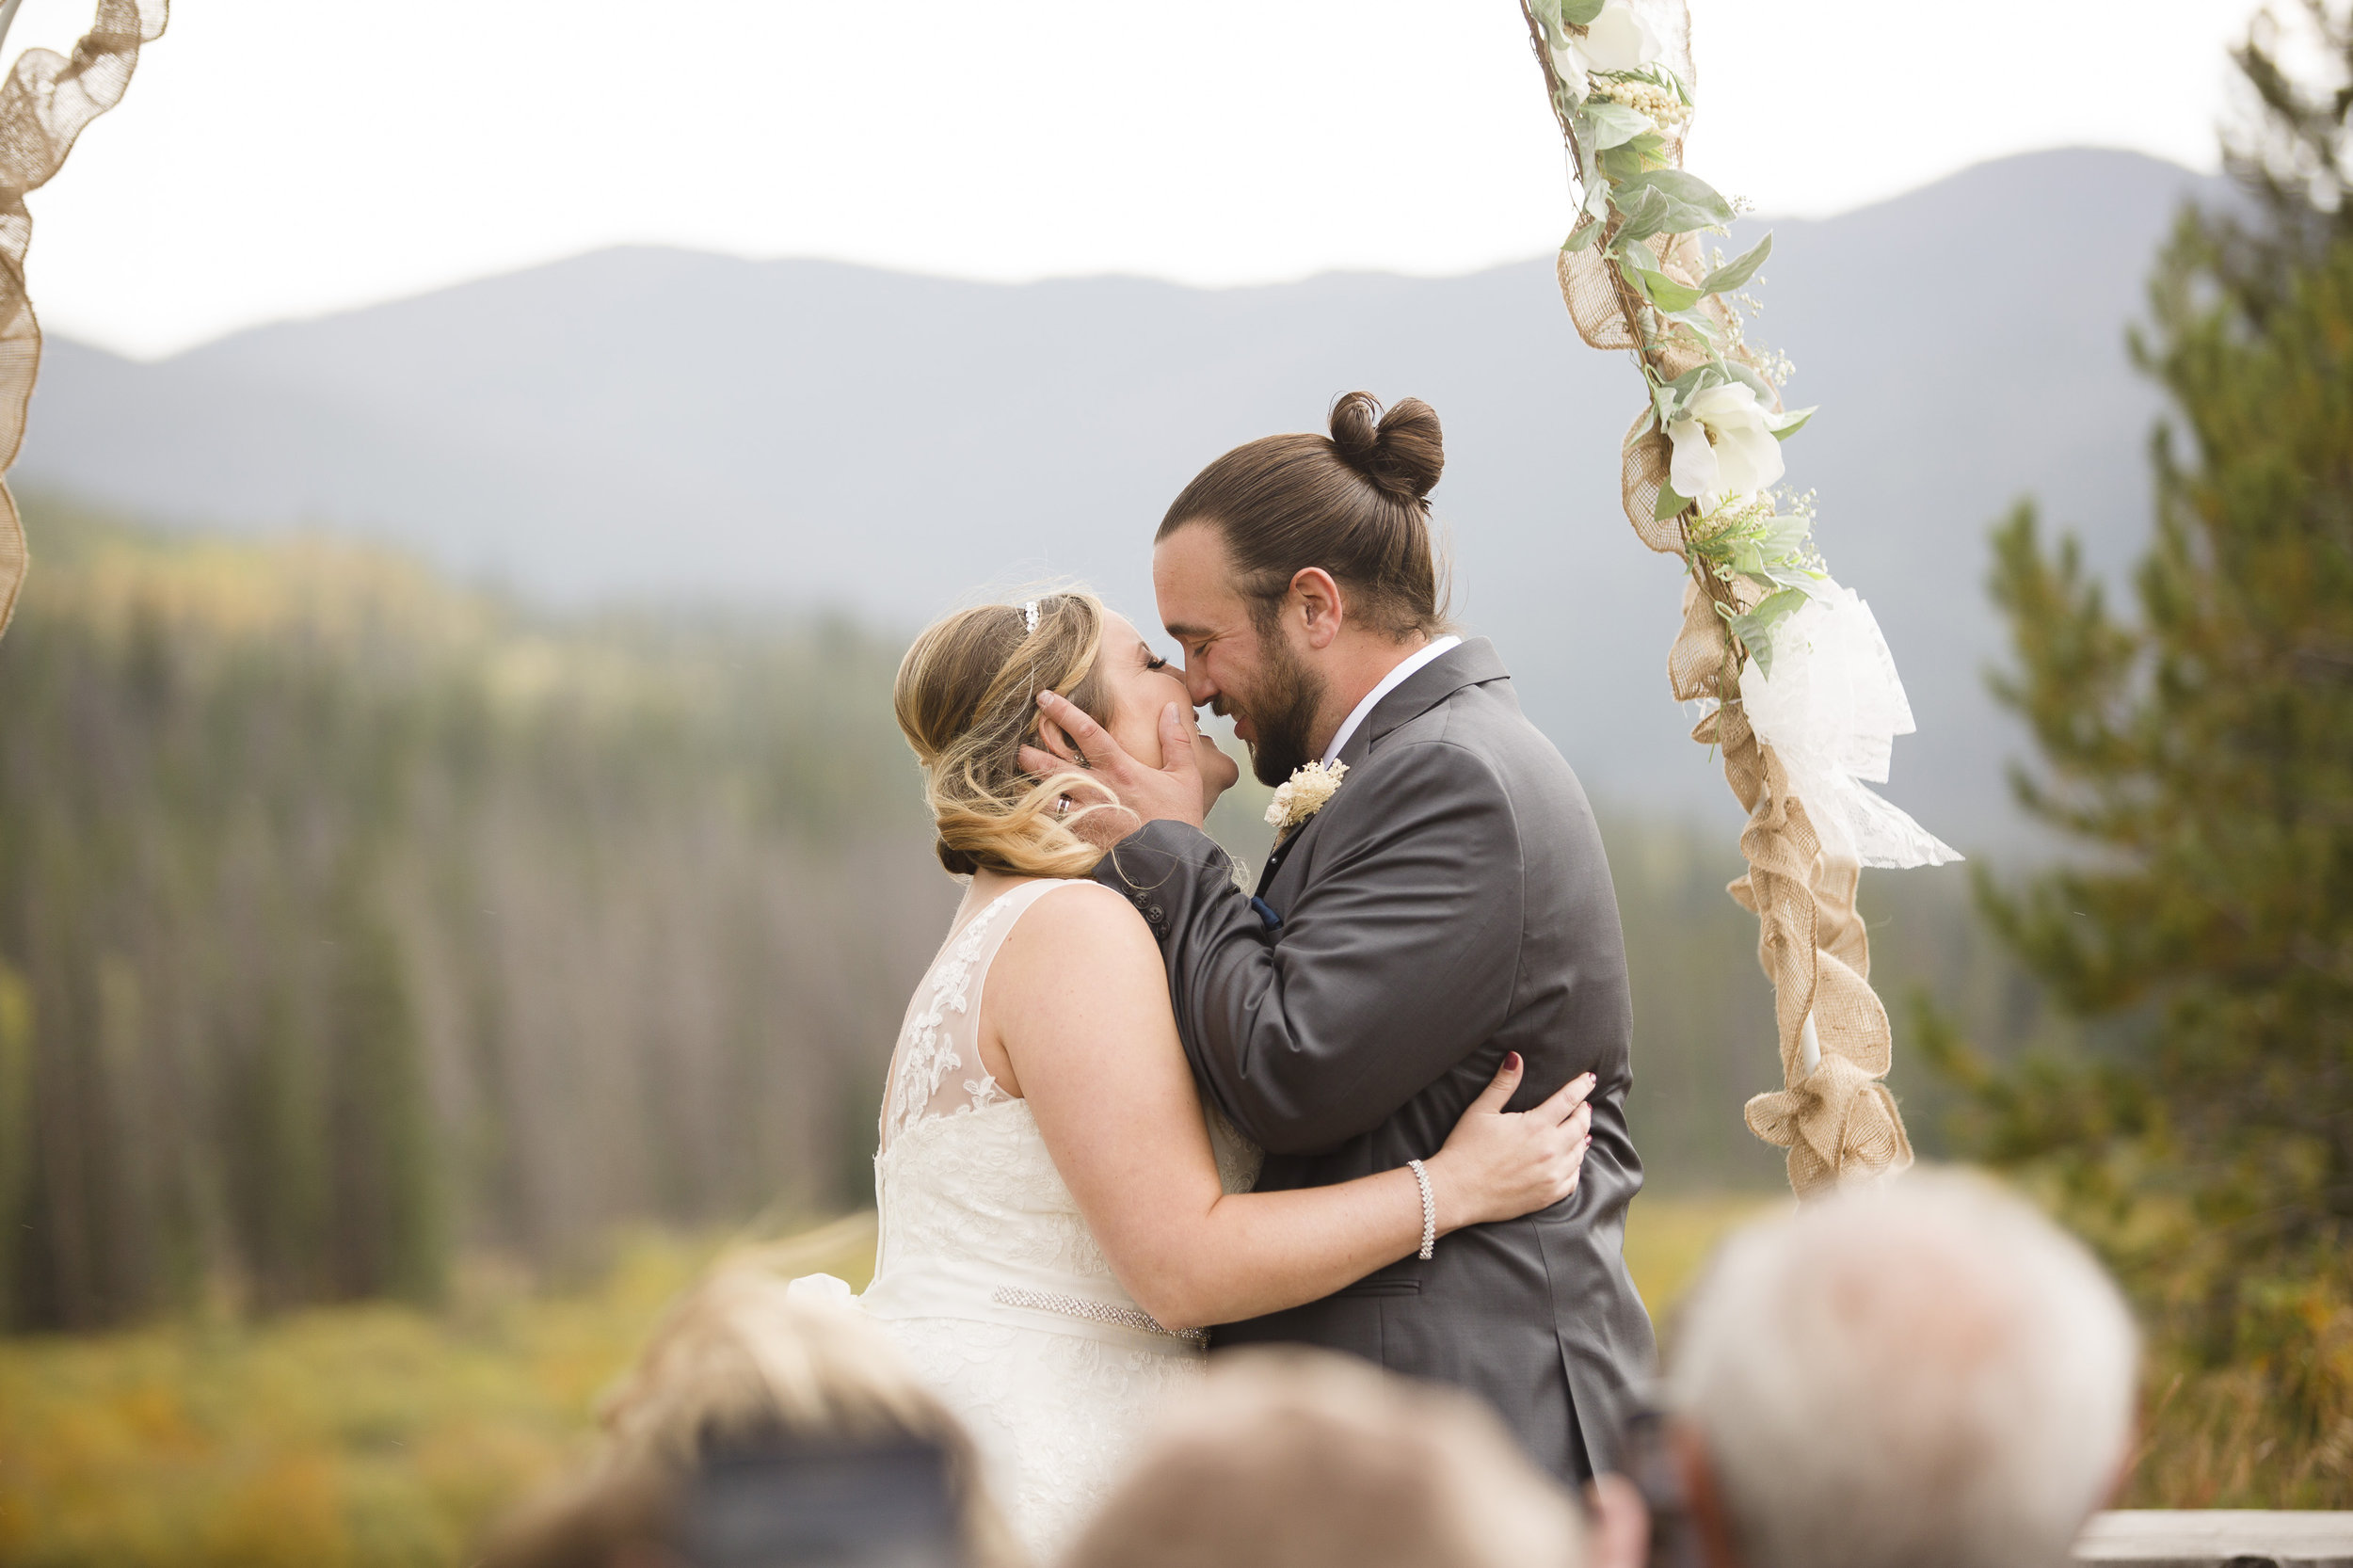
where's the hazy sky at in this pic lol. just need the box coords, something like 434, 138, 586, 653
19, 0, 2252, 360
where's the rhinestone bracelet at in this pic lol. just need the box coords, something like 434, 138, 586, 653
992, 1286, 1207, 1346
1407, 1158, 1437, 1260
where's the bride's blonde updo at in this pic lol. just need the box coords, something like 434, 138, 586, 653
893, 591, 1116, 879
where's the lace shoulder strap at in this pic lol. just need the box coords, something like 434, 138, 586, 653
879, 878, 1093, 1145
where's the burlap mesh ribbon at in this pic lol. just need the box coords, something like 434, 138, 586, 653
1672, 582, 1913, 1192
0, 0, 169, 635
1524, 0, 1911, 1196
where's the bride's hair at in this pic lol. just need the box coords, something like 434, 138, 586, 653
894, 590, 1116, 879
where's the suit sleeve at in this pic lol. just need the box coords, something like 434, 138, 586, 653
1089, 740, 1525, 1156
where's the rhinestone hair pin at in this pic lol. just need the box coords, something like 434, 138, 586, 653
1023, 600, 1040, 634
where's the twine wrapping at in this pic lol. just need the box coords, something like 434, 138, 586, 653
0, 0, 169, 635
1522, 0, 1911, 1196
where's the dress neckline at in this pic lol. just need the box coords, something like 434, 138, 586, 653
945, 876, 1072, 949
943, 880, 1023, 945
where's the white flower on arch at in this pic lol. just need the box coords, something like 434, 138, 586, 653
1667, 382, 1786, 508
1580, 2, 1665, 72
1548, 0, 1664, 99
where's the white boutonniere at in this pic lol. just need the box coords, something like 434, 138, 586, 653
1266, 760, 1347, 837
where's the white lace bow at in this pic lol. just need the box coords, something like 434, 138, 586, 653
1738, 584, 1961, 870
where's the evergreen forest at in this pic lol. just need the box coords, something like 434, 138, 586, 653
0, 500, 955, 1332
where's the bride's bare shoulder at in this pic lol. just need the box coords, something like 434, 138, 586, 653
1024, 878, 1151, 940
973, 882, 1165, 1064
993, 879, 1159, 981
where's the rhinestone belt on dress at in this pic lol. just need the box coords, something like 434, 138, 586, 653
991, 1287, 1208, 1346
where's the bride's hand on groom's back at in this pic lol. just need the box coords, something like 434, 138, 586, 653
1426, 1055, 1595, 1232
1021, 690, 1206, 846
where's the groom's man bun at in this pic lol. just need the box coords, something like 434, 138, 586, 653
1327, 389, 1446, 504
1160, 392, 1451, 640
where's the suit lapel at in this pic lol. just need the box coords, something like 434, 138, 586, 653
1250, 638, 1512, 904
1255, 821, 1304, 899
1337, 636, 1510, 766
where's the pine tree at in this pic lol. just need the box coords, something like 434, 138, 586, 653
1931, 1, 2353, 1504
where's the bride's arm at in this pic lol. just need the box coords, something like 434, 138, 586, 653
984, 882, 1592, 1333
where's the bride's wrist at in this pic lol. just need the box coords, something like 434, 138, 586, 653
1419, 1150, 1465, 1236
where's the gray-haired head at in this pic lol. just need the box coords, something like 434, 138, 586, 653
1669, 1169, 2138, 1568
1063, 1346, 1584, 1568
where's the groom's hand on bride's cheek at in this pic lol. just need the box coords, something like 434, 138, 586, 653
1021, 691, 1207, 836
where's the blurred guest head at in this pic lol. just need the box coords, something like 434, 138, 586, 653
1060, 1346, 1583, 1568
478, 1266, 1019, 1568
1647, 1170, 2137, 1568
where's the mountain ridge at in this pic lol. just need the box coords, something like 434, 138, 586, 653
18, 147, 2220, 844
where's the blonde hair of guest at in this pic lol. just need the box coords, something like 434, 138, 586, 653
893, 589, 1120, 880
476, 1262, 1023, 1568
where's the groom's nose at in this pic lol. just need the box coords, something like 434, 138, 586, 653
1182, 662, 1218, 708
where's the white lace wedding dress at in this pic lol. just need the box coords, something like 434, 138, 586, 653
854, 878, 1260, 1560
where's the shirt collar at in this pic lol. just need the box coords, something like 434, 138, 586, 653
1320, 635, 1463, 767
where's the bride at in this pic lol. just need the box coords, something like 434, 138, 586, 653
838, 589, 1596, 1558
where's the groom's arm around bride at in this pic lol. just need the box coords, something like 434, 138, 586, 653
1027, 393, 1657, 1482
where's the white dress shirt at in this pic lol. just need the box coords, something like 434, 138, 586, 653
1320, 635, 1463, 767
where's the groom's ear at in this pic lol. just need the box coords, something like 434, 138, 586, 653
1288, 567, 1346, 651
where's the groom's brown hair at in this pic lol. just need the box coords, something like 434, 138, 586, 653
1159, 392, 1451, 640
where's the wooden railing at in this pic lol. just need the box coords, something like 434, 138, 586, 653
2077, 1512, 2353, 1567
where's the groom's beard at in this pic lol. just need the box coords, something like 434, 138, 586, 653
1229, 632, 1328, 788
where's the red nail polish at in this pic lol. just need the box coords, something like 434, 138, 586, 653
1506, 1051, 1522, 1071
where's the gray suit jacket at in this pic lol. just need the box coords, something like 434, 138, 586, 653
1091, 638, 1655, 1480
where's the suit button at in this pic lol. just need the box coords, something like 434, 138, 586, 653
1148, 906, 1164, 922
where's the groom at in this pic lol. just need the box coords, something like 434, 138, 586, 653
1025, 392, 1655, 1481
